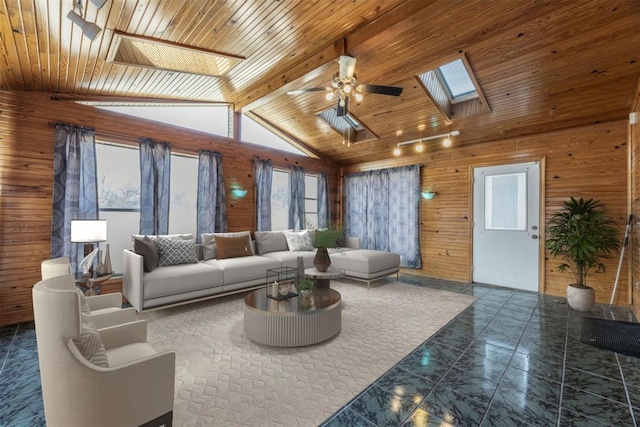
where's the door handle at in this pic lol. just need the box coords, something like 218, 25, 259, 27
531, 235, 538, 239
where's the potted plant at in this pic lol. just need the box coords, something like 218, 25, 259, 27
546, 197, 619, 311
312, 226, 345, 272
298, 278, 314, 297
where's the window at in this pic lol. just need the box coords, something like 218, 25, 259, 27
270, 169, 318, 231
484, 173, 527, 231
96, 143, 140, 274
168, 154, 198, 238
241, 114, 307, 156
436, 58, 478, 103
91, 104, 231, 137
96, 142, 198, 273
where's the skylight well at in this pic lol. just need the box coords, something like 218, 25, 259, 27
416, 54, 490, 120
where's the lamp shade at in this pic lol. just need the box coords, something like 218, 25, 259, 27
70, 220, 107, 243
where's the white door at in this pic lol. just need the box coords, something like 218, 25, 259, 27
472, 162, 540, 291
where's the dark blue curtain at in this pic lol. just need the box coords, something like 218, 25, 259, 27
317, 171, 330, 228
51, 124, 99, 273
139, 138, 171, 235
288, 165, 306, 230
254, 159, 273, 231
197, 151, 228, 241
344, 165, 421, 268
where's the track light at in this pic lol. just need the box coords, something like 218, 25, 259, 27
90, 0, 108, 8
393, 130, 460, 156
67, 10, 102, 40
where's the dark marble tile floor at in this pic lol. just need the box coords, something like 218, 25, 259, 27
2, 275, 639, 427
322, 276, 640, 427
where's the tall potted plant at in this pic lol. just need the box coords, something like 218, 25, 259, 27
546, 197, 619, 311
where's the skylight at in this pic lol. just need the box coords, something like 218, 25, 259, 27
437, 58, 478, 102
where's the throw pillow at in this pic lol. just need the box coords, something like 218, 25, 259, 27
201, 233, 218, 261
72, 319, 108, 368
254, 231, 289, 254
133, 236, 159, 272
130, 233, 193, 249
156, 237, 198, 266
282, 230, 314, 251
76, 289, 91, 316
215, 235, 253, 259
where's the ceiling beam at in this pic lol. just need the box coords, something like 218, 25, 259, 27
233, 39, 346, 113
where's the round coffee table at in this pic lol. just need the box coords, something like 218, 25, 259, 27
304, 267, 345, 288
244, 288, 341, 347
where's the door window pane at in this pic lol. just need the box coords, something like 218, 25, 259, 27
484, 173, 526, 231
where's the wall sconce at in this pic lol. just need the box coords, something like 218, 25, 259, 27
421, 191, 438, 200
231, 188, 248, 198
393, 130, 460, 156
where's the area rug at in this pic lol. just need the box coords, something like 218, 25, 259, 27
143, 280, 477, 426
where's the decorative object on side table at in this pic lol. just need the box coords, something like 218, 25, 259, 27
546, 197, 619, 312
298, 278, 314, 297
266, 266, 298, 300
70, 219, 107, 277
312, 226, 345, 272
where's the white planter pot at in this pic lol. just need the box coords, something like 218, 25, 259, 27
566, 285, 595, 312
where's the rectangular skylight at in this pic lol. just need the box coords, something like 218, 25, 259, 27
437, 58, 477, 100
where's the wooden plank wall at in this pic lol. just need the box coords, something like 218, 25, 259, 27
0, 90, 341, 326
631, 81, 640, 320
342, 121, 630, 305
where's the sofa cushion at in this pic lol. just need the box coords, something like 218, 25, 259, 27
282, 230, 314, 251
156, 237, 198, 266
261, 250, 317, 269
133, 236, 159, 272
215, 235, 253, 259
254, 230, 289, 254
72, 319, 108, 367
143, 262, 223, 300
204, 256, 281, 284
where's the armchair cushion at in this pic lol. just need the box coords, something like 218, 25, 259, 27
72, 320, 108, 367
106, 343, 157, 367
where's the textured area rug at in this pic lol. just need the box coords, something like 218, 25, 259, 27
143, 280, 476, 426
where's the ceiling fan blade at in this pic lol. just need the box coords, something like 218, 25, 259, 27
339, 55, 357, 80
287, 87, 331, 95
361, 84, 403, 96
336, 97, 349, 117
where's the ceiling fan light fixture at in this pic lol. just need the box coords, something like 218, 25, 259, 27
343, 84, 352, 94
354, 92, 363, 102
325, 91, 334, 101
339, 98, 346, 107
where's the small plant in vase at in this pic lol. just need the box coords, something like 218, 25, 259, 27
298, 278, 314, 297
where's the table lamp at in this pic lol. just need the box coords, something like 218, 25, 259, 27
71, 219, 107, 277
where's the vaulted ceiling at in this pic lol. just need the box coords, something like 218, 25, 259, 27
2, 0, 639, 165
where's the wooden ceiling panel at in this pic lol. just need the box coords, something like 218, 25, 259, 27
0, 0, 639, 165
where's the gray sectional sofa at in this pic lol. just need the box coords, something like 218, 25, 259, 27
123, 231, 400, 313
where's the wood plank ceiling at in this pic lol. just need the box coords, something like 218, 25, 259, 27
1, 0, 639, 165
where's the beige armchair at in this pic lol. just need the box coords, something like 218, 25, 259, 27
41, 257, 137, 329
33, 274, 175, 427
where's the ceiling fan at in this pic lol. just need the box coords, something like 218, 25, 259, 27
287, 55, 403, 116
